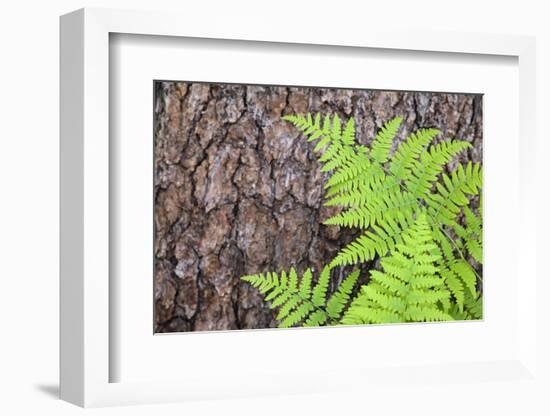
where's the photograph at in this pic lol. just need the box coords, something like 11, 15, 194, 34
2, 1, 545, 413
154, 81, 483, 333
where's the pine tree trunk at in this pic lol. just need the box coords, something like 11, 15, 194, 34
154, 82, 483, 332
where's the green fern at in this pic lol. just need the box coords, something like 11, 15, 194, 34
342, 214, 453, 325
240, 112, 482, 328
448, 289, 483, 320
370, 116, 402, 163
241, 266, 360, 328
283, 113, 482, 311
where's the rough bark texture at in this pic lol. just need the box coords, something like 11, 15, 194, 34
154, 81, 483, 333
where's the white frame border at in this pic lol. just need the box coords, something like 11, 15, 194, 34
60, 7, 538, 408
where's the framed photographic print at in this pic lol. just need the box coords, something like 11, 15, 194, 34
60, 7, 543, 409
152, 80, 483, 334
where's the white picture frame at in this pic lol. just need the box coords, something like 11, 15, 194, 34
60, 7, 541, 409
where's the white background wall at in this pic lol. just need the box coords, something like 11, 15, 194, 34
0, 1, 547, 414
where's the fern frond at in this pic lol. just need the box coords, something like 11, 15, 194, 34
448, 290, 482, 320
311, 266, 331, 307
404, 140, 472, 199
280, 302, 315, 328
440, 266, 465, 311
322, 121, 478, 276
464, 290, 483, 319
241, 266, 360, 328
370, 116, 402, 163
326, 270, 360, 319
276, 294, 301, 322
426, 162, 482, 226
330, 212, 415, 267
244, 114, 482, 328
342, 117, 356, 146
320, 143, 358, 173
342, 215, 453, 325
448, 259, 477, 296
283, 113, 359, 174
299, 268, 313, 298
389, 128, 440, 181
303, 310, 328, 327
430, 223, 479, 306
323, 151, 372, 189
324, 188, 417, 229
462, 202, 483, 264
465, 239, 482, 263
324, 161, 388, 204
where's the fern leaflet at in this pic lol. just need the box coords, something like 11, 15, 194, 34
342, 215, 453, 325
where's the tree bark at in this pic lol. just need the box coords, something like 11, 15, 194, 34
154, 81, 483, 332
